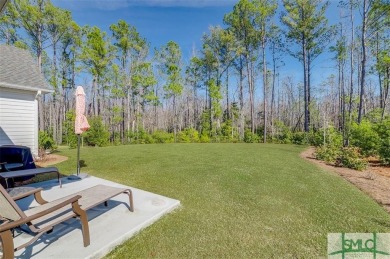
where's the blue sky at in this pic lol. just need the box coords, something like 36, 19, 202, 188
53, 0, 237, 60
52, 0, 343, 91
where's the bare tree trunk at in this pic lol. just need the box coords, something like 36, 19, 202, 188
358, 0, 368, 123
270, 44, 277, 139
173, 95, 177, 142
37, 28, 45, 132
246, 56, 255, 134
239, 57, 244, 139
303, 36, 309, 132
262, 40, 267, 143
92, 76, 98, 116
382, 67, 390, 120
347, 2, 355, 146
226, 68, 230, 121
121, 97, 125, 143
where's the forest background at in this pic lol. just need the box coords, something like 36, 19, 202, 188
0, 0, 389, 168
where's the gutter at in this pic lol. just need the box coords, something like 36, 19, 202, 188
0, 81, 54, 93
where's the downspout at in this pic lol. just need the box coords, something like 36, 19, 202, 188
34, 91, 42, 158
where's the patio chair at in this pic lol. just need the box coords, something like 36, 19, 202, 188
0, 185, 90, 259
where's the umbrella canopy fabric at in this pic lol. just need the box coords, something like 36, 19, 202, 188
75, 86, 90, 134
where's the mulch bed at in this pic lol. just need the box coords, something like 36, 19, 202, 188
301, 147, 390, 212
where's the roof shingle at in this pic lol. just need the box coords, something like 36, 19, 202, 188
0, 44, 52, 93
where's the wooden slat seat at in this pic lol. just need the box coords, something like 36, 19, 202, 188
25, 185, 134, 229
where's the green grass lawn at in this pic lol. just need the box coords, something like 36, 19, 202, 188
54, 143, 390, 258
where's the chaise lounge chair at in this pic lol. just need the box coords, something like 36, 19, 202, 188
0, 184, 134, 259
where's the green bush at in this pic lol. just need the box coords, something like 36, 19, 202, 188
374, 118, 390, 164
62, 111, 77, 148
152, 130, 174, 143
349, 120, 380, 157
111, 132, 121, 146
244, 130, 259, 143
273, 120, 292, 144
379, 141, 390, 165
38, 131, 56, 150
315, 145, 341, 163
220, 120, 239, 142
315, 145, 367, 171
84, 116, 110, 147
308, 126, 342, 147
129, 129, 155, 144
291, 132, 307, 145
306, 130, 323, 146
200, 134, 210, 143
178, 128, 200, 143
336, 147, 368, 171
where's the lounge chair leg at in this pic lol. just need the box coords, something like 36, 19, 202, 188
79, 212, 90, 247
125, 189, 134, 212
0, 230, 15, 259
71, 201, 90, 247
34, 191, 48, 205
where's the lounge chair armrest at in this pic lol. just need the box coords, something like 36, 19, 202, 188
11, 188, 44, 201
0, 195, 82, 232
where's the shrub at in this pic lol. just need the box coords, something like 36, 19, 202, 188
84, 116, 110, 147
62, 111, 77, 148
152, 130, 174, 143
308, 126, 342, 147
349, 120, 380, 157
111, 132, 121, 146
38, 131, 56, 150
220, 120, 239, 142
244, 130, 259, 143
291, 132, 307, 145
374, 118, 390, 164
306, 130, 323, 146
129, 129, 155, 144
273, 120, 292, 144
315, 145, 341, 164
379, 141, 390, 165
178, 128, 200, 143
200, 134, 210, 143
336, 147, 368, 171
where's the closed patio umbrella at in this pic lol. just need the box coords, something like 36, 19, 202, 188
75, 86, 90, 176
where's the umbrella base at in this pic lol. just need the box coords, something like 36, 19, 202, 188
67, 173, 89, 180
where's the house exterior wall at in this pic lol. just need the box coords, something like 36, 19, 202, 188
0, 87, 39, 156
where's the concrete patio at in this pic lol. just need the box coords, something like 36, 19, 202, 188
9, 176, 180, 259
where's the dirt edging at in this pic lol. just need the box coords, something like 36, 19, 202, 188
35, 154, 68, 167
301, 147, 390, 213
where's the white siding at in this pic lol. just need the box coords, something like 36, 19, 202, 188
0, 87, 38, 156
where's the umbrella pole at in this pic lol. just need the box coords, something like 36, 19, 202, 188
77, 134, 81, 175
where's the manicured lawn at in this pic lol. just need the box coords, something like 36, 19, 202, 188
55, 144, 390, 258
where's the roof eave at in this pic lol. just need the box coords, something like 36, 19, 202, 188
0, 82, 54, 93
0, 0, 8, 13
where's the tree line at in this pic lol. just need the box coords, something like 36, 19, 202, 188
1, 0, 389, 153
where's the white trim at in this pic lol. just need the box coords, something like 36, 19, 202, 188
0, 81, 53, 93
